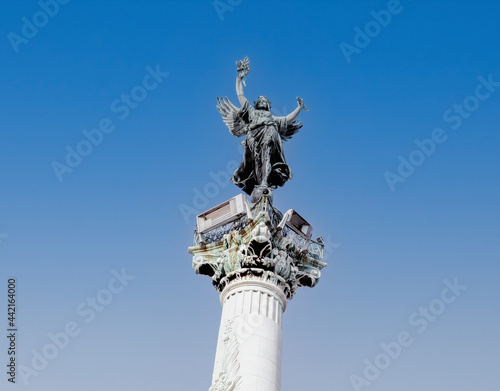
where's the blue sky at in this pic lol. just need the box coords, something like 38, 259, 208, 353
1, 0, 499, 390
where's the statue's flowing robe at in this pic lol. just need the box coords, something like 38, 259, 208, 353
231, 101, 292, 194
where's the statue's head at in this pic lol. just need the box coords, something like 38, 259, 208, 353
254, 96, 271, 111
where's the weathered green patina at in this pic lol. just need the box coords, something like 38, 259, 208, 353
188, 196, 326, 300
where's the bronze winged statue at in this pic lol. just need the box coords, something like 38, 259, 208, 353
217, 57, 307, 203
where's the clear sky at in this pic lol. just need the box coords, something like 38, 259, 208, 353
1, 0, 499, 390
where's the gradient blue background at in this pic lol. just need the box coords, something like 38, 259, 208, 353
1, 0, 499, 390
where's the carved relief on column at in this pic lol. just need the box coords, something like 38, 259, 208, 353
209, 319, 242, 391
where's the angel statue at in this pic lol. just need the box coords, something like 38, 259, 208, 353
217, 57, 307, 203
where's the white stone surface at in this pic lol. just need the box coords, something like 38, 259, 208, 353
210, 279, 286, 391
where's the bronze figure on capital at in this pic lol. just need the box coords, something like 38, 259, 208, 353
217, 57, 307, 203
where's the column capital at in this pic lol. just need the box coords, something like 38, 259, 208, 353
188, 195, 327, 300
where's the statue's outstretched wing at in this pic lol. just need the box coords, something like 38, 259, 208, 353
280, 120, 303, 142
217, 97, 249, 137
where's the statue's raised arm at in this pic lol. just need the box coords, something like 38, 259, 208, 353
217, 57, 308, 203
235, 57, 250, 107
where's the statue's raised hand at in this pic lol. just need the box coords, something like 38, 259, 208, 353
236, 57, 250, 86
296, 97, 309, 112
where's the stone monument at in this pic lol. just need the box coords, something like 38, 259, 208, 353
188, 57, 326, 391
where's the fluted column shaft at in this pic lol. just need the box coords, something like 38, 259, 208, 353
210, 277, 287, 391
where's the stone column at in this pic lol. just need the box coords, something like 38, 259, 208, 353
189, 196, 326, 391
211, 271, 288, 391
